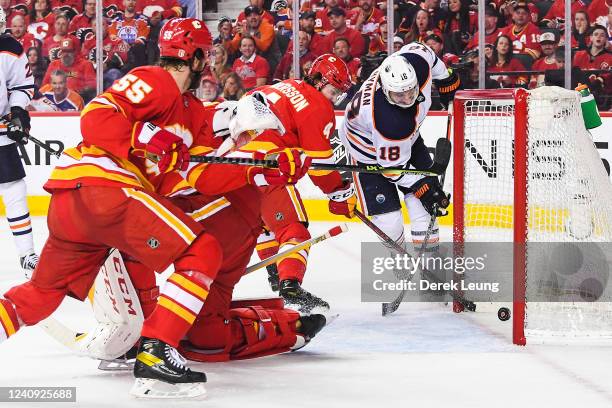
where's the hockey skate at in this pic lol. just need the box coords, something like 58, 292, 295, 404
279, 279, 330, 316
130, 337, 207, 399
20, 252, 38, 279
266, 264, 280, 292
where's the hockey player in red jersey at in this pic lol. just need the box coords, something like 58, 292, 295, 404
0, 18, 309, 399
225, 54, 357, 315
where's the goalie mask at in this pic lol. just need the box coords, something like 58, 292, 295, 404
379, 54, 419, 108
217, 92, 286, 155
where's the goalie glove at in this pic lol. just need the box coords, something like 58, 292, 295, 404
131, 122, 189, 173
6, 106, 31, 144
247, 148, 311, 186
328, 180, 357, 218
411, 176, 450, 217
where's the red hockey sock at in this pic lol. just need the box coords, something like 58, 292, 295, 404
0, 298, 21, 341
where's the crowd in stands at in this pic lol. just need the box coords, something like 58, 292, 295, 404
6, 0, 611, 111
208, 0, 612, 109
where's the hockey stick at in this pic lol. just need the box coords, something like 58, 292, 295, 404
356, 208, 476, 314
382, 114, 454, 315
39, 317, 86, 351
245, 224, 348, 274
0, 118, 63, 158
189, 154, 449, 177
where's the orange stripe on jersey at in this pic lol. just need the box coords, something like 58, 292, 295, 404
122, 188, 197, 245
185, 163, 209, 189
188, 197, 230, 222
303, 149, 333, 159
190, 146, 214, 156
286, 185, 307, 221
256, 240, 279, 251
50, 164, 144, 188
157, 295, 196, 324
0, 304, 17, 336
346, 131, 376, 152
308, 169, 334, 176
10, 221, 31, 230
167, 274, 209, 301
0, 50, 21, 58
238, 140, 281, 153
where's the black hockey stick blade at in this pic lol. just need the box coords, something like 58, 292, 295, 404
429, 137, 452, 174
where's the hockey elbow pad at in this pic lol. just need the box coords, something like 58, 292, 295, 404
434, 69, 460, 109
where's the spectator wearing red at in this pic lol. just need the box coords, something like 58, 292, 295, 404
573, 25, 612, 105
11, 0, 29, 15
42, 15, 79, 62
231, 35, 270, 90
136, 0, 182, 20
499, 3, 541, 60
542, 0, 588, 29
236, 0, 275, 26
466, 5, 502, 51
530, 32, 560, 88
347, 0, 384, 36
1, 0, 24, 29
69, 0, 96, 37
443, 0, 477, 55
230, 5, 276, 54
42, 38, 95, 95
199, 76, 223, 104
108, 0, 150, 45
103, 0, 122, 19
38, 70, 84, 111
399, 0, 447, 34
494, 0, 539, 26
594, 5, 612, 50
487, 34, 528, 88
300, 10, 327, 55
273, 30, 317, 82
315, 0, 343, 33
323, 7, 364, 58
50, 0, 83, 19
367, 17, 389, 54
562, 10, 592, 50
412, 9, 436, 42
11, 14, 40, 51
424, 31, 459, 66
332, 37, 360, 82
28, 0, 56, 42
588, 0, 610, 23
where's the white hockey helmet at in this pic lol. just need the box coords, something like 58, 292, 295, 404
379, 54, 419, 108
0, 8, 5, 34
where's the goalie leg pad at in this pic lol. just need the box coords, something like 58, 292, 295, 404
181, 297, 300, 362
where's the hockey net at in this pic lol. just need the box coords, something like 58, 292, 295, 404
453, 87, 612, 345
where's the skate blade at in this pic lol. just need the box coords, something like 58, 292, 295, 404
130, 378, 207, 400
98, 359, 134, 371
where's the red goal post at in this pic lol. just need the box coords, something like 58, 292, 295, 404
452, 87, 612, 345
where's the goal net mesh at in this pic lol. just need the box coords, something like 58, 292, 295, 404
459, 86, 612, 340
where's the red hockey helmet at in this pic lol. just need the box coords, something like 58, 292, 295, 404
159, 18, 212, 61
308, 54, 352, 92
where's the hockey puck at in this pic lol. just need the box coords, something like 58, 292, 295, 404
498, 307, 511, 321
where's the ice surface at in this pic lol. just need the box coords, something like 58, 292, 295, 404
1, 218, 612, 407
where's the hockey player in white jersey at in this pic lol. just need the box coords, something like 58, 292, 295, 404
339, 42, 458, 256
0, 8, 38, 276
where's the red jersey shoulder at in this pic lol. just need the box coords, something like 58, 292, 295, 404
114, 66, 181, 102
